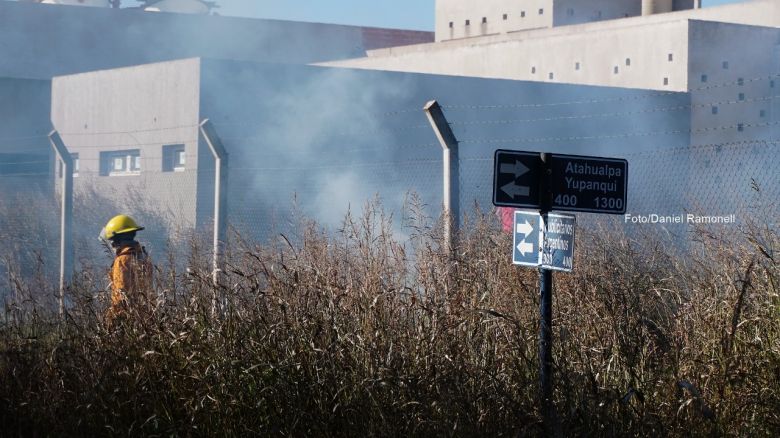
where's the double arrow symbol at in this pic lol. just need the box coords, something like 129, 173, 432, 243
500, 160, 530, 198
515, 220, 534, 257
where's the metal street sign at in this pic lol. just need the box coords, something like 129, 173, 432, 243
493, 150, 542, 209
540, 213, 576, 272
513, 210, 542, 267
548, 154, 628, 214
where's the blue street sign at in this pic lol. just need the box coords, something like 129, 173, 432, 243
540, 213, 576, 272
513, 210, 542, 267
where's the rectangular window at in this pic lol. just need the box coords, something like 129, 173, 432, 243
465, 19, 470, 26
722, 61, 729, 69
712, 106, 719, 115
701, 74, 708, 83
738, 92, 745, 101
760, 109, 767, 118
771, 80, 775, 88
521, 11, 526, 18
614, 66, 619, 74
531, 66, 536, 74
575, 62, 580, 71
737, 123, 744, 132
663, 77, 669, 85
448, 21, 453, 28
625, 58, 631, 66
737, 77, 744, 86
538, 8, 544, 15
503, 14, 508, 20
100, 149, 140, 176
548, 72, 554, 80
668, 53, 673, 62
162, 144, 186, 172
482, 17, 487, 24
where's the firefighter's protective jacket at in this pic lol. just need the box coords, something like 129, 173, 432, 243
107, 242, 153, 321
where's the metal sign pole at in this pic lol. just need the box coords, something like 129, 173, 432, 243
538, 152, 555, 431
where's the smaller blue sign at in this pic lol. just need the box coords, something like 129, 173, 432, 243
540, 213, 576, 272
513, 210, 542, 267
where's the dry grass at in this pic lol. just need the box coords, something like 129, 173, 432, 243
0, 198, 778, 436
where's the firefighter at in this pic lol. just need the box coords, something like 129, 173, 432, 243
100, 214, 153, 325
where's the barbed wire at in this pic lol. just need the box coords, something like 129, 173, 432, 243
441, 72, 780, 111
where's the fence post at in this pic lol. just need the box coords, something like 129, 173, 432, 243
199, 119, 228, 305
424, 100, 460, 252
48, 130, 73, 318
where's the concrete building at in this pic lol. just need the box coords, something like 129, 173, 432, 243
51, 58, 690, 241
0, 0, 432, 199
326, 0, 780, 216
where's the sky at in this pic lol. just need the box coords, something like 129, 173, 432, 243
208, 0, 748, 30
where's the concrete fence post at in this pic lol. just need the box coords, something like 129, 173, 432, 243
424, 100, 460, 252
48, 130, 73, 318
199, 119, 228, 313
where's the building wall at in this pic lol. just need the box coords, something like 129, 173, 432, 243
435, 0, 554, 42
329, 20, 691, 91
686, 21, 780, 215
553, 0, 642, 27
0, 0, 433, 81
51, 58, 202, 229
0, 77, 52, 193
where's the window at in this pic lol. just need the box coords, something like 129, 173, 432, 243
548, 72, 554, 80
712, 106, 719, 115
503, 14, 508, 20
625, 58, 631, 66
668, 53, 673, 62
482, 17, 487, 24
614, 66, 619, 74
448, 21, 453, 28
701, 74, 708, 83
575, 62, 580, 71
100, 149, 140, 176
521, 11, 526, 18
663, 77, 669, 85
760, 109, 767, 118
162, 144, 186, 172
738, 92, 745, 101
465, 19, 470, 25
531, 66, 536, 74
771, 80, 775, 88
538, 8, 544, 15
722, 61, 729, 69
737, 77, 744, 86
737, 123, 744, 132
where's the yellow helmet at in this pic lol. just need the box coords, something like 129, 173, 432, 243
101, 214, 144, 240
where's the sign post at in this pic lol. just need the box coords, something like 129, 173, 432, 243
494, 148, 627, 433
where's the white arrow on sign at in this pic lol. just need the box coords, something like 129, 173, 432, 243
501, 182, 530, 198
500, 160, 530, 178
515, 220, 533, 237
516, 241, 534, 257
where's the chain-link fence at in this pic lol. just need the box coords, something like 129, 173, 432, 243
1, 72, 778, 307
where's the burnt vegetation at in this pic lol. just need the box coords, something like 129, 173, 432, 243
0, 196, 778, 436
